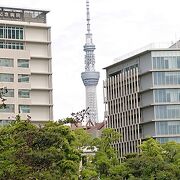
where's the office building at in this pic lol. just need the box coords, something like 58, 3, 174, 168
103, 43, 180, 159
0, 7, 53, 125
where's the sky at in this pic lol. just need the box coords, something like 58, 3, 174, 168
1, 0, 180, 121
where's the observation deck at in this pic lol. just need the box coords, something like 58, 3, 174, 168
81, 71, 100, 86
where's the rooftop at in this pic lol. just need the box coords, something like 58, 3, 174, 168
0, 7, 49, 23
104, 41, 180, 69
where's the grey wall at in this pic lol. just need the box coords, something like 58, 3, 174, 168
141, 90, 154, 107
141, 106, 154, 123
143, 122, 155, 138
139, 52, 152, 74
140, 73, 153, 91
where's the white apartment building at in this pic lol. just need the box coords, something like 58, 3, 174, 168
0, 7, 53, 125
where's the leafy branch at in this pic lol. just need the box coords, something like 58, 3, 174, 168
0, 87, 8, 109
59, 107, 90, 127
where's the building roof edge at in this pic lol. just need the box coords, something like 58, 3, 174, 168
103, 48, 180, 70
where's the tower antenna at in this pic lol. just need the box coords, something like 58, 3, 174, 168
86, 0, 91, 34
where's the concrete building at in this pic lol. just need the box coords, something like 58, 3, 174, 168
0, 7, 53, 125
103, 43, 180, 159
81, 0, 100, 124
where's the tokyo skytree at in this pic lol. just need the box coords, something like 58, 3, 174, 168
81, 0, 100, 124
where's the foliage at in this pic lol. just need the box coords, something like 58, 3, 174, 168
80, 135, 180, 180
58, 108, 90, 127
0, 119, 81, 180
71, 107, 89, 123
80, 166, 98, 180
0, 118, 180, 180
0, 87, 8, 109
72, 128, 93, 149
80, 128, 125, 179
124, 138, 180, 180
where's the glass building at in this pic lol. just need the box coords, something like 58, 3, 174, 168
103, 43, 180, 159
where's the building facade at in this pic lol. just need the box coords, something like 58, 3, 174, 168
81, 0, 100, 124
0, 7, 53, 125
103, 44, 180, 159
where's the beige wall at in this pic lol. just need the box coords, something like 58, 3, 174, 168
25, 27, 49, 42
26, 43, 49, 57
31, 74, 49, 89
31, 106, 50, 120
31, 90, 50, 104
31, 59, 49, 73
0, 20, 53, 122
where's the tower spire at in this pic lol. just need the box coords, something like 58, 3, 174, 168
86, 0, 91, 34
81, 0, 100, 124
84, 0, 95, 72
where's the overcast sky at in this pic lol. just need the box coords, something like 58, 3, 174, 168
1, 0, 180, 121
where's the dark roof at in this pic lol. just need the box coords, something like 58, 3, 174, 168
86, 122, 105, 130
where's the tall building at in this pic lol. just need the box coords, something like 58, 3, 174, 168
81, 0, 100, 124
0, 7, 53, 125
103, 43, 180, 159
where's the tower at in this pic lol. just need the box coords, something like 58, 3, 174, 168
81, 0, 100, 124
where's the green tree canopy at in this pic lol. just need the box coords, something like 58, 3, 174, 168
125, 138, 180, 180
0, 118, 180, 180
0, 119, 81, 180
80, 128, 127, 180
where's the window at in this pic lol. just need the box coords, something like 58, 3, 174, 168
8, 27, 11, 39
0, 41, 24, 50
0, 26, 3, 38
18, 74, 30, 83
154, 89, 180, 103
3, 89, 14, 97
0, 104, 14, 113
0, 26, 24, 40
12, 27, 15, 39
18, 89, 30, 98
155, 105, 180, 119
157, 137, 180, 143
18, 59, 29, 68
0, 120, 11, 126
0, 58, 13, 67
156, 121, 180, 135
153, 72, 180, 85
0, 73, 14, 82
0, 41, 3, 48
153, 56, 180, 69
19, 105, 30, 113
20, 28, 23, 39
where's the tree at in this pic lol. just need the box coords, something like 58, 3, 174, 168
58, 108, 90, 127
1, 117, 179, 180
0, 119, 81, 179
72, 128, 93, 149
125, 138, 180, 180
80, 128, 127, 180
162, 141, 180, 164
